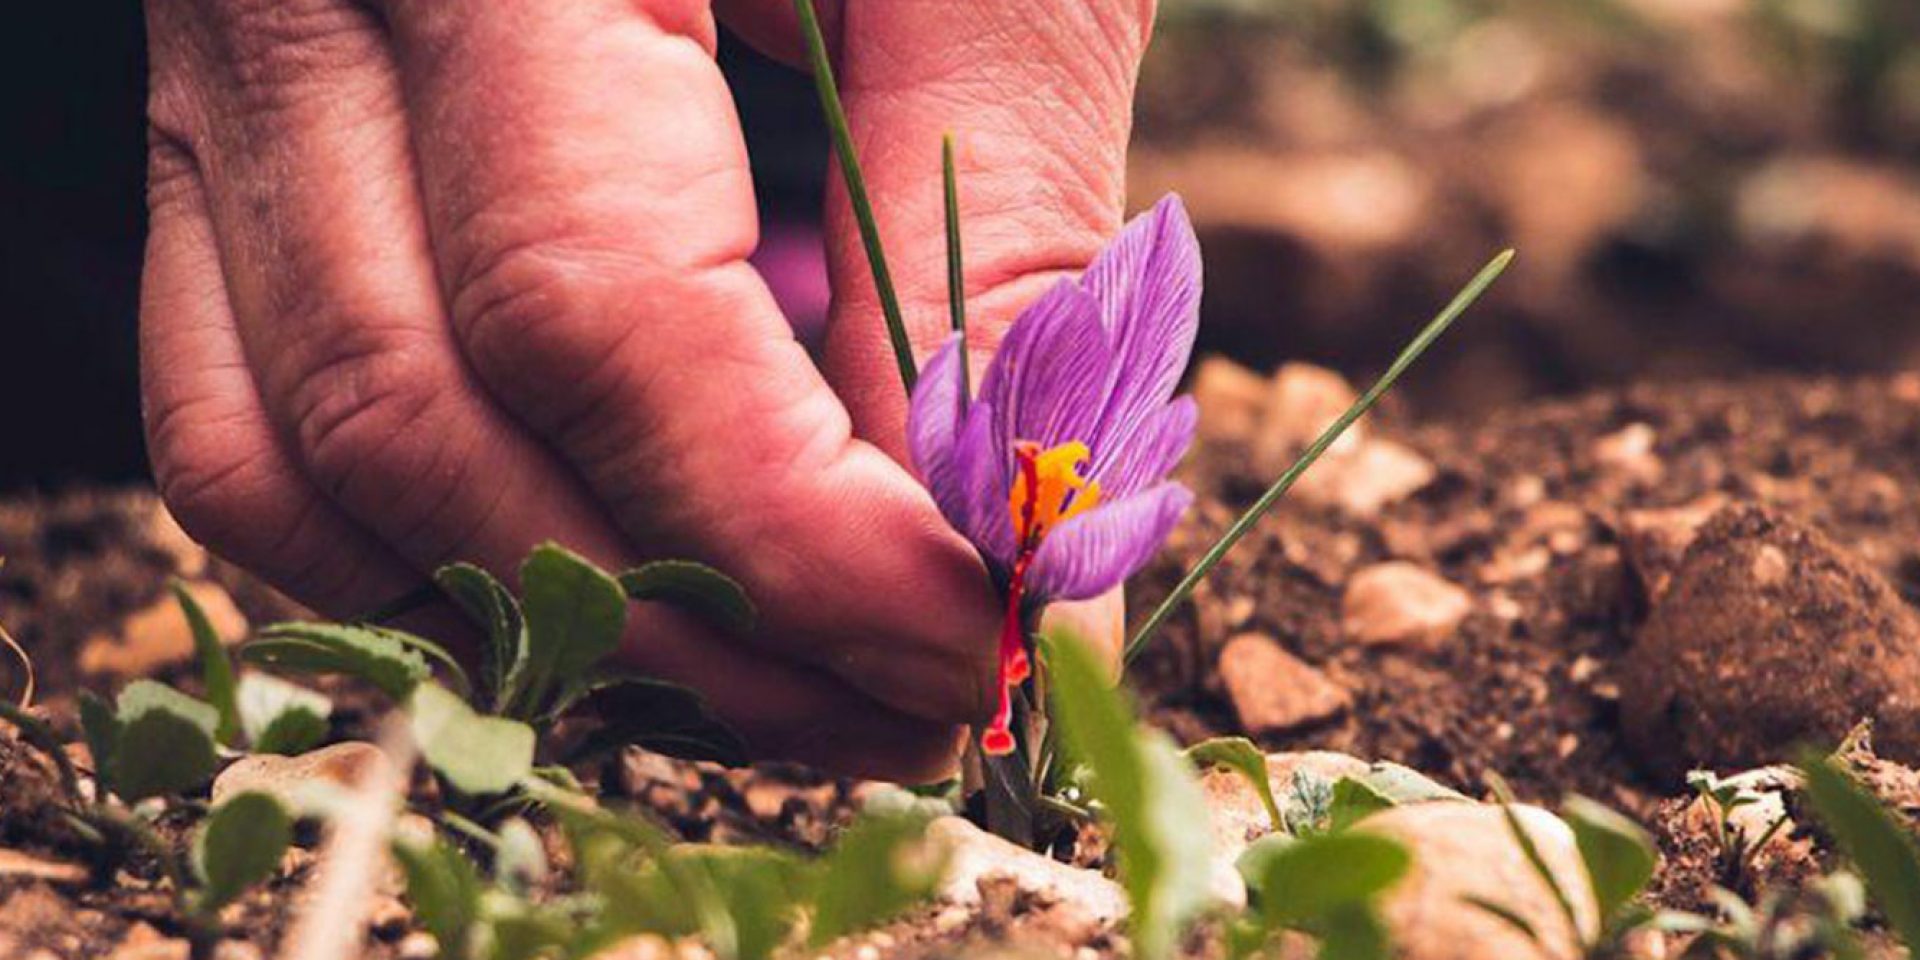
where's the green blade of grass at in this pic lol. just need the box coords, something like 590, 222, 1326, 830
795, 0, 916, 393
1125, 250, 1513, 663
943, 133, 968, 403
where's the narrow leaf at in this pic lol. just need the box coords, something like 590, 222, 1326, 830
1562, 795, 1656, 924
394, 836, 485, 958
173, 581, 239, 746
193, 791, 292, 913
435, 562, 528, 712
1464, 895, 1542, 944
617, 561, 755, 637
1799, 754, 1920, 950
1046, 628, 1215, 960
794, 0, 916, 392
1128, 250, 1514, 661
942, 133, 969, 404
244, 623, 430, 700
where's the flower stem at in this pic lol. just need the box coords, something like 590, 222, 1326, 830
1125, 250, 1515, 663
794, 0, 917, 393
943, 134, 968, 401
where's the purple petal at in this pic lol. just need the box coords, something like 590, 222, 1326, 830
948, 399, 1019, 565
1028, 482, 1194, 602
1096, 396, 1196, 499
975, 279, 1113, 458
907, 333, 968, 491
1078, 195, 1202, 456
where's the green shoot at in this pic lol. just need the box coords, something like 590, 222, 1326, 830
943, 133, 968, 402
794, 0, 916, 393
1127, 250, 1514, 661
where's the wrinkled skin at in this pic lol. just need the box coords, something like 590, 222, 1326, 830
141, 0, 1151, 781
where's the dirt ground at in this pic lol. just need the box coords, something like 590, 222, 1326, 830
4, 369, 1920, 956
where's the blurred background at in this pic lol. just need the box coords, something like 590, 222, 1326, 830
3, 0, 1918, 490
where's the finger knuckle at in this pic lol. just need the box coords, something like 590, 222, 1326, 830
281, 325, 446, 497
146, 394, 280, 554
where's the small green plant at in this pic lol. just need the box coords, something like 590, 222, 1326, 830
1466, 784, 1657, 959
1230, 830, 1411, 960
238, 544, 750, 813
398, 779, 948, 960
1686, 770, 1792, 886
1797, 753, 1920, 953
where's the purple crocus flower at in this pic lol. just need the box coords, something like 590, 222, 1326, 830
907, 194, 1201, 755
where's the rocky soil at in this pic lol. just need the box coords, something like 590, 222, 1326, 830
4, 365, 1920, 957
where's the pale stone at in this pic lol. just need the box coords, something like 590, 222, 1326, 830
212, 741, 390, 810
0, 848, 85, 884
80, 581, 248, 679
1191, 356, 1270, 443
1252, 363, 1363, 476
1593, 423, 1664, 485
1342, 563, 1473, 649
1217, 634, 1350, 734
1203, 752, 1370, 857
106, 923, 187, 960
1359, 803, 1599, 960
143, 501, 210, 577
1295, 439, 1436, 518
926, 817, 1128, 923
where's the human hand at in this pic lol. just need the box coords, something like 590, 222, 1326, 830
140, 0, 1152, 780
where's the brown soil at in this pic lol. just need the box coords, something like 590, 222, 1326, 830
1134, 371, 1920, 818
6, 371, 1920, 955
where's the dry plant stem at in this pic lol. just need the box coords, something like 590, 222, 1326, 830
0, 620, 33, 707
282, 718, 417, 960
794, 0, 916, 393
1125, 250, 1515, 662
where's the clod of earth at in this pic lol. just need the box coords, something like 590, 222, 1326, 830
1216, 633, 1351, 735
1620, 502, 1920, 781
1341, 561, 1473, 649
1359, 802, 1597, 960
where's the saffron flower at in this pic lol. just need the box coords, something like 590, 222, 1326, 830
908, 195, 1201, 755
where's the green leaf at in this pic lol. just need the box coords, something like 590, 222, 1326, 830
1353, 762, 1469, 805
106, 680, 221, 802
192, 791, 292, 913
601, 844, 810, 960
1799, 754, 1920, 950
373, 626, 473, 702
1185, 737, 1282, 832
243, 623, 430, 700
808, 812, 947, 946
393, 835, 485, 958
78, 690, 121, 788
495, 818, 549, 897
1494, 800, 1585, 950
408, 682, 535, 797
1244, 831, 1410, 927
1320, 901, 1394, 960
563, 677, 750, 767
235, 672, 332, 755
518, 544, 628, 715
1046, 628, 1215, 960
1562, 795, 1656, 924
1328, 778, 1396, 832
618, 561, 756, 637
434, 562, 528, 712
173, 582, 240, 746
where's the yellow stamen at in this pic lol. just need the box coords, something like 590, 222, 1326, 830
1009, 440, 1103, 546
